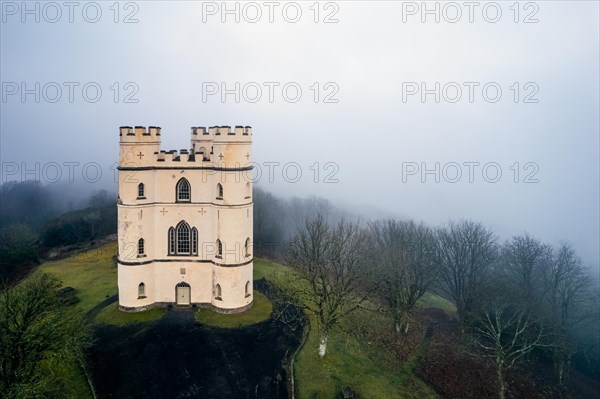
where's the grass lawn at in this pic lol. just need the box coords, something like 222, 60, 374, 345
38, 241, 118, 312
95, 302, 165, 325
254, 257, 290, 283
417, 292, 456, 314
295, 319, 439, 399
195, 291, 272, 328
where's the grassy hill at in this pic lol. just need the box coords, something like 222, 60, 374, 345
254, 258, 445, 399
39, 241, 118, 312
36, 241, 451, 398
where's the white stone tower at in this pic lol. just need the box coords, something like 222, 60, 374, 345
117, 125, 253, 313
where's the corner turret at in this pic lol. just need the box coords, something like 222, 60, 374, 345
119, 126, 161, 167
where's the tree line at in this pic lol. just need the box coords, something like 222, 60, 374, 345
282, 216, 599, 399
0, 182, 598, 397
0, 181, 116, 283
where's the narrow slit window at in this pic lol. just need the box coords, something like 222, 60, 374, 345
138, 238, 145, 256
191, 228, 198, 255
168, 227, 175, 255
216, 239, 223, 257
245, 237, 251, 257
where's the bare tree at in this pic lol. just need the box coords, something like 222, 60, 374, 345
436, 220, 498, 325
542, 242, 591, 386
253, 187, 285, 258
474, 304, 547, 399
285, 215, 369, 358
369, 219, 438, 334
500, 234, 552, 310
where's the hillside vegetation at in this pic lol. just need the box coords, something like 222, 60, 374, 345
254, 258, 445, 399
35, 243, 448, 398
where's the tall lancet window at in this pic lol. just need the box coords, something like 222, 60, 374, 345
176, 178, 191, 202
138, 282, 146, 298
215, 284, 222, 300
177, 221, 190, 254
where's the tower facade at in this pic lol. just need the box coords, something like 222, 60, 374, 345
117, 125, 253, 313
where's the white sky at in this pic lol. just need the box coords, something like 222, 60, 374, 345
1, 1, 598, 268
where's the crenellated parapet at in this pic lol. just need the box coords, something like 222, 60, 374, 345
119, 126, 162, 143
155, 149, 215, 164
191, 125, 252, 146
192, 125, 252, 137
119, 125, 252, 168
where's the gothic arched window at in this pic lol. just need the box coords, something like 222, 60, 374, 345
215, 283, 222, 300
216, 183, 223, 199
138, 183, 145, 198
176, 178, 191, 202
138, 282, 146, 298
168, 222, 198, 256
245, 281, 251, 297
176, 221, 190, 254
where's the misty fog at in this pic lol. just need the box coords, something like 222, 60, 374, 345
1, 3, 598, 286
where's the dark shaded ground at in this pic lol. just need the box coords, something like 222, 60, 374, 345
87, 280, 304, 399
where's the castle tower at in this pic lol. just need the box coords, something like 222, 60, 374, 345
117, 125, 253, 313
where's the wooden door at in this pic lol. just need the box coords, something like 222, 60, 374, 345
177, 286, 190, 305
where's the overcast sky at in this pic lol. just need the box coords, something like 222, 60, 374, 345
1, 1, 598, 268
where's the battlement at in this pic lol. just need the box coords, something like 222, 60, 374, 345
191, 126, 252, 139
120, 125, 252, 167
155, 148, 216, 164
119, 126, 162, 143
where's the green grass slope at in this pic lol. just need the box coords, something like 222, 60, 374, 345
35, 244, 447, 398
39, 241, 118, 312
254, 258, 441, 399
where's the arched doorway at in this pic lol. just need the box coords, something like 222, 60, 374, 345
176, 282, 191, 305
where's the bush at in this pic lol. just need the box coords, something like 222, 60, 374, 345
0, 273, 93, 398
